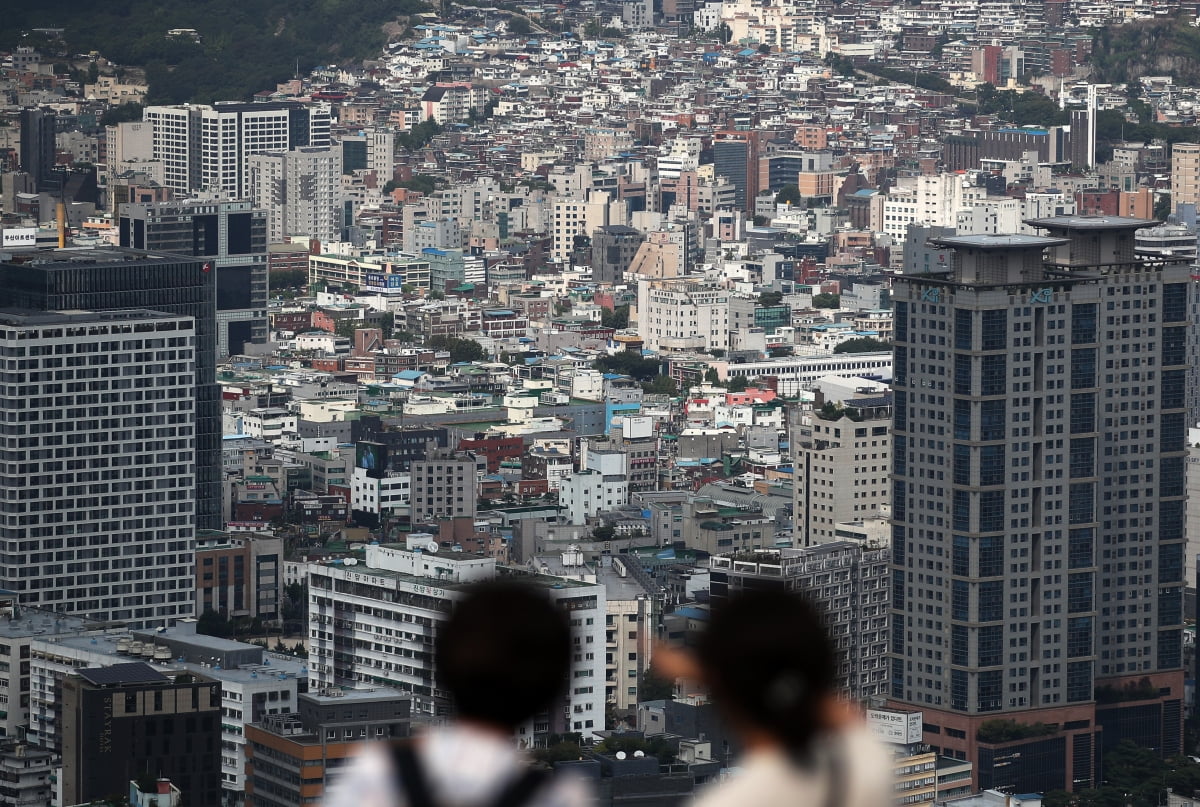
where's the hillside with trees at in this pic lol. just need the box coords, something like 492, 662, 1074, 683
1091, 16, 1200, 86
2, 0, 429, 104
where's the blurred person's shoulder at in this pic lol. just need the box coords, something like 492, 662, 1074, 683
693, 727, 893, 807
340, 726, 591, 807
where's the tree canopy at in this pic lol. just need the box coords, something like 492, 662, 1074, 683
4, 0, 430, 103
593, 352, 661, 382
428, 335, 486, 363
600, 304, 630, 330
812, 293, 841, 309
775, 184, 802, 206
833, 337, 891, 354
1043, 742, 1200, 807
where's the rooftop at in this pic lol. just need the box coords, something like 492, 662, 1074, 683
0, 308, 188, 327
0, 245, 193, 265
1025, 215, 1156, 231
930, 234, 1067, 250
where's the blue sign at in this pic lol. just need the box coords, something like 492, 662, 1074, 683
364, 272, 405, 289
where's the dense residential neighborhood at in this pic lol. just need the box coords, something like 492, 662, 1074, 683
4, 0, 1200, 804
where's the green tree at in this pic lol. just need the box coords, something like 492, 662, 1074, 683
727, 376, 748, 392
99, 102, 144, 127
270, 268, 307, 290
600, 304, 630, 329
1155, 193, 1172, 221
592, 525, 615, 541
593, 352, 661, 382
508, 15, 532, 35
396, 121, 443, 153
775, 184, 802, 206
638, 668, 676, 702
427, 335, 486, 363
812, 293, 840, 309
197, 608, 233, 638
758, 291, 784, 307
334, 318, 361, 339
642, 375, 679, 396
834, 337, 891, 354
704, 367, 721, 386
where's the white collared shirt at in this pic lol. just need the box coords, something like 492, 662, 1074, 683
322, 724, 592, 807
692, 727, 894, 807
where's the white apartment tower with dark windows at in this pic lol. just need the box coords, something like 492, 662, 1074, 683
0, 309, 197, 626
144, 102, 331, 199
889, 218, 1189, 794
307, 543, 606, 743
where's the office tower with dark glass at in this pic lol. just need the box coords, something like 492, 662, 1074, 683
890, 217, 1189, 795
18, 107, 57, 193
0, 247, 221, 533
0, 310, 197, 625
119, 199, 268, 356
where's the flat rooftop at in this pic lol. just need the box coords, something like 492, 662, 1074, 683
931, 234, 1067, 250
0, 245, 194, 265
0, 308, 185, 326
304, 685, 409, 704
1025, 215, 1155, 230
0, 606, 97, 639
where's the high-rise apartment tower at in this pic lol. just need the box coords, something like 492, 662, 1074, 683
889, 217, 1188, 793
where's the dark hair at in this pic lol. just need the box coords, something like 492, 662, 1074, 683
436, 579, 571, 729
696, 589, 836, 757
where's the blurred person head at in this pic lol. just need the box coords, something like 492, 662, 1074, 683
693, 589, 837, 759
435, 579, 572, 732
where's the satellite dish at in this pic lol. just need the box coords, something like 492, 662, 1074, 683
615, 751, 627, 760
427, 542, 440, 553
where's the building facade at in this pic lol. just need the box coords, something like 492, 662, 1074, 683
792, 395, 892, 546
244, 689, 414, 807
890, 219, 1189, 792
0, 246, 221, 532
61, 663, 222, 807
0, 310, 197, 625
248, 147, 343, 246
710, 542, 890, 700
144, 102, 332, 198
307, 544, 606, 741
119, 198, 269, 356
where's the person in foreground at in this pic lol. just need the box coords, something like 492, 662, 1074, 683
323, 580, 590, 807
657, 589, 894, 807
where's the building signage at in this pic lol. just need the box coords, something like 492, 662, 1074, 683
364, 272, 405, 289
866, 709, 923, 744
1, 228, 36, 248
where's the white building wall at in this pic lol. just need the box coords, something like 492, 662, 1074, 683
307, 547, 606, 740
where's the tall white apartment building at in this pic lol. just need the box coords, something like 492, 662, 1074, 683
552, 191, 620, 264
637, 278, 730, 352
247, 147, 342, 245
308, 543, 607, 741
368, 129, 395, 181
0, 310, 197, 627
144, 102, 331, 198
880, 174, 986, 244
792, 394, 892, 546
